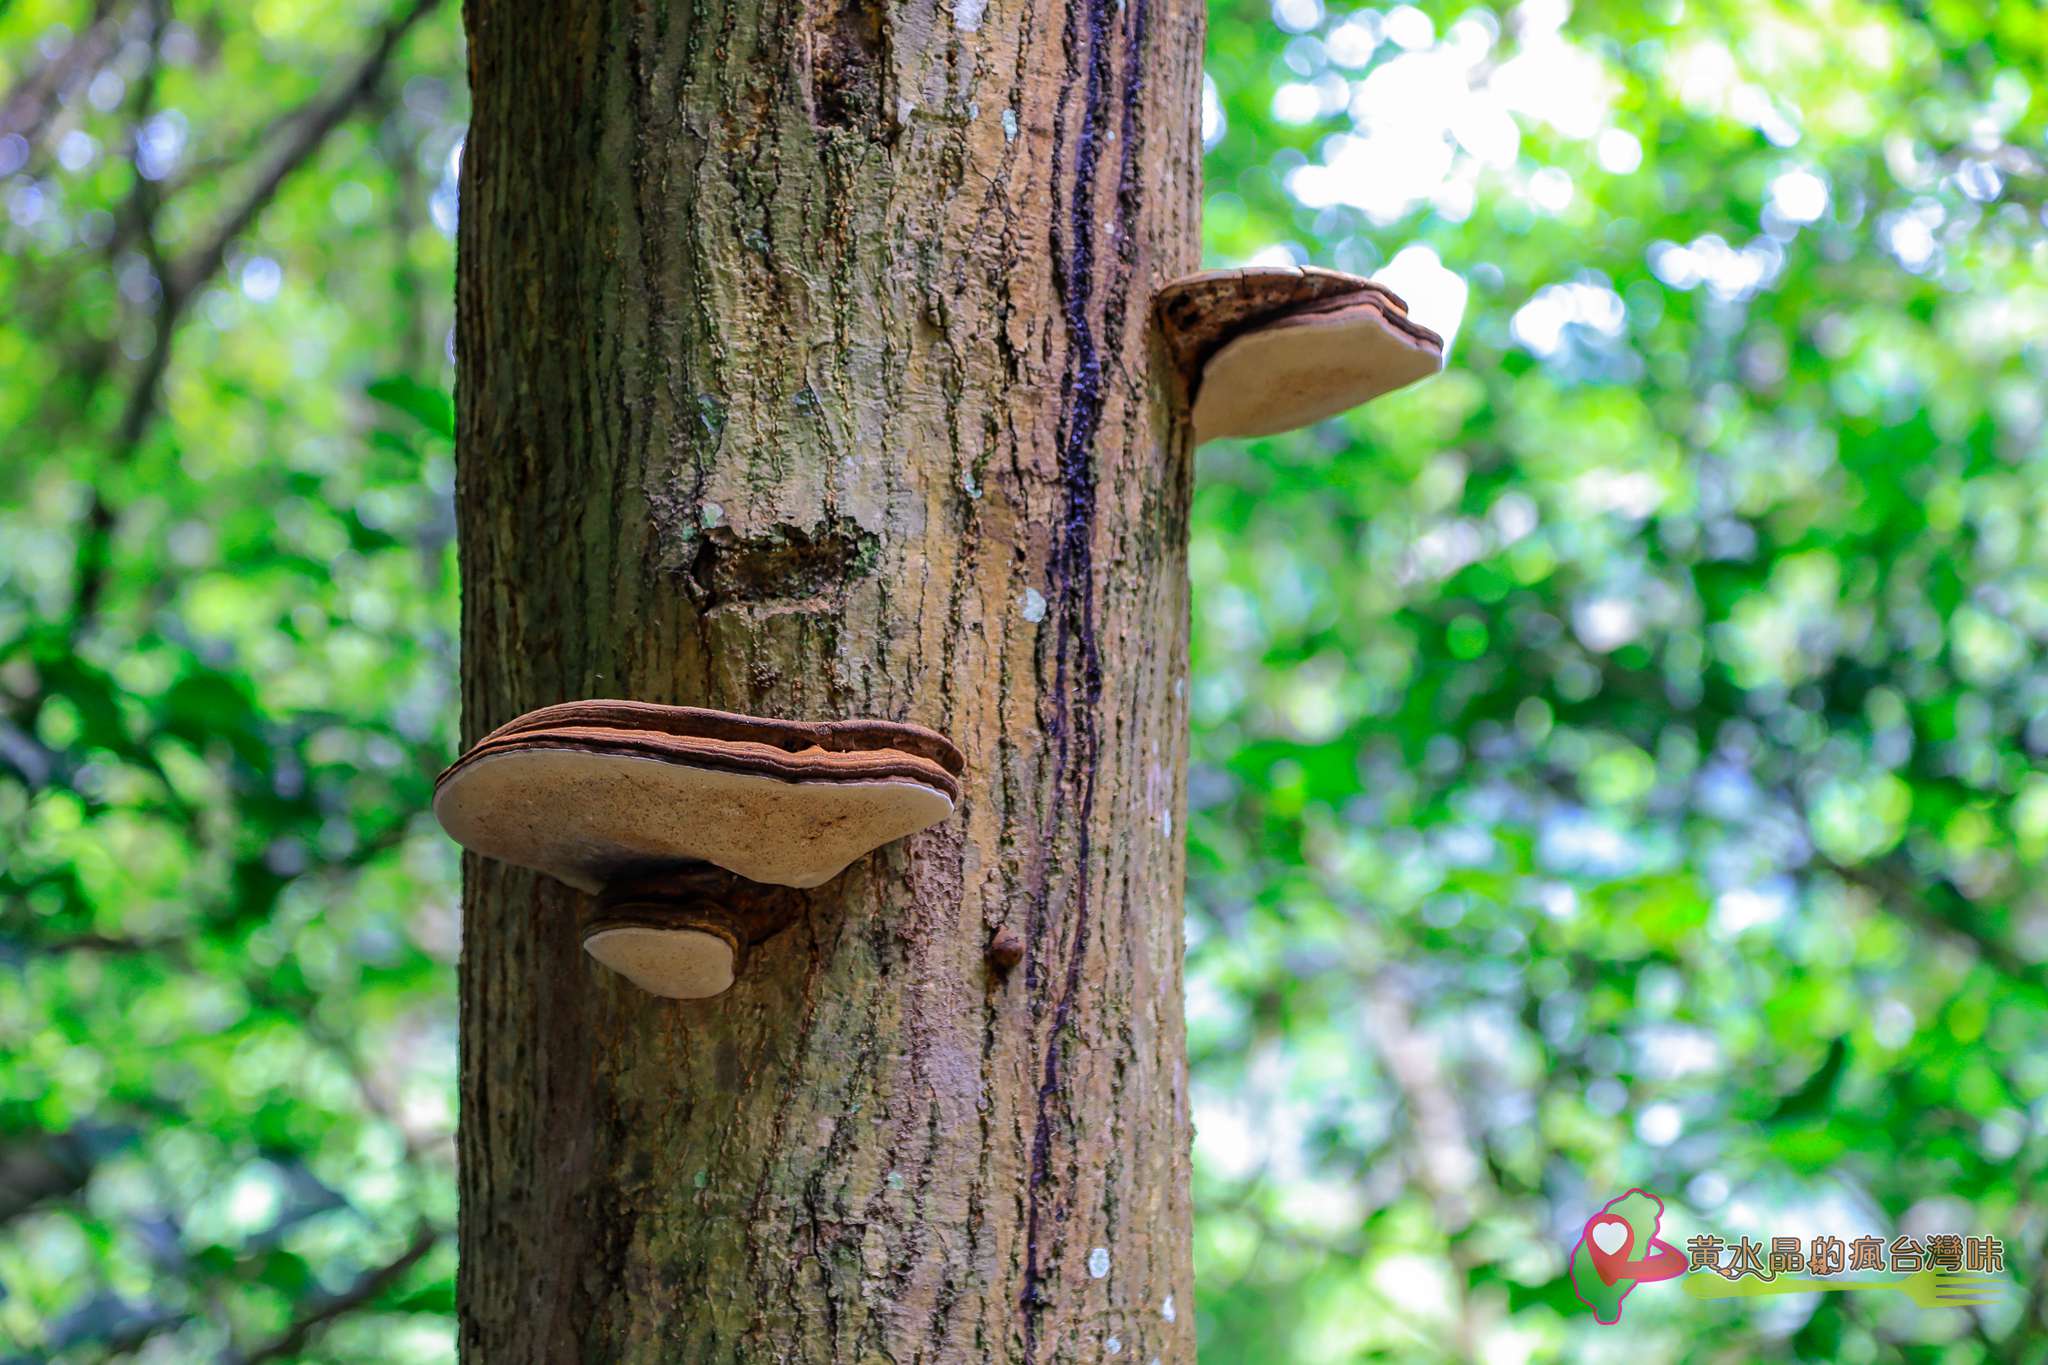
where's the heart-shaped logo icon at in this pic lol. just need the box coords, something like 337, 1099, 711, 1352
1591, 1219, 1630, 1256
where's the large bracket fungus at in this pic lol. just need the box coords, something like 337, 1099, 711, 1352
435, 700, 964, 998
1155, 265, 1445, 444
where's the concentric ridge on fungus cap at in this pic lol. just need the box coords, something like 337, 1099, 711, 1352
439, 725, 962, 802
462, 699, 964, 778
1153, 264, 1442, 387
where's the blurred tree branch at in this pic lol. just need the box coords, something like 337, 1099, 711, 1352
61, 0, 445, 632
0, 0, 123, 146
162, 0, 443, 310
224, 1222, 440, 1365
1361, 968, 1484, 1361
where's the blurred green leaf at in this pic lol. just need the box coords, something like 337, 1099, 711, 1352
366, 374, 455, 440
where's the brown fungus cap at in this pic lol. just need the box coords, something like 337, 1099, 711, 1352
1154, 265, 1444, 443
433, 701, 962, 892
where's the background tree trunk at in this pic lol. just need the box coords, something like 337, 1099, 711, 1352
453, 0, 1203, 1357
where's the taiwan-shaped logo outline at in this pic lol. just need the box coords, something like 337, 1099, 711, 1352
1568, 1188, 1688, 1324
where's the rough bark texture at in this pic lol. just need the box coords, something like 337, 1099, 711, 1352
454, 0, 1202, 1357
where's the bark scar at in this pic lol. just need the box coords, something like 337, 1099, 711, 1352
808, 0, 889, 134
684, 515, 881, 607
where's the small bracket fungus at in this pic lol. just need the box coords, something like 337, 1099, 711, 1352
583, 867, 803, 999
434, 700, 964, 998
1154, 265, 1445, 444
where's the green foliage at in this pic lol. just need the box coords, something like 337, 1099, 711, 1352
2, 0, 2044, 1360
1190, 0, 2047, 1358
0, 0, 462, 1358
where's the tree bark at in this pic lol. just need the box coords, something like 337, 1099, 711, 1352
453, 0, 1202, 1355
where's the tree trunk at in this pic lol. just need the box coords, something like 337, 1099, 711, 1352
453, 0, 1202, 1355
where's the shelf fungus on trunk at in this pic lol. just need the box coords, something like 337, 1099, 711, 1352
1154, 265, 1445, 444
433, 700, 964, 997
581, 867, 803, 1000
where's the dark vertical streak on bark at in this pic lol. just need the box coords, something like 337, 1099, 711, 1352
1021, 0, 1141, 1345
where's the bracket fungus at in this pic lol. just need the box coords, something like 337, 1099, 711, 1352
1154, 265, 1445, 444
581, 867, 804, 999
434, 700, 964, 998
